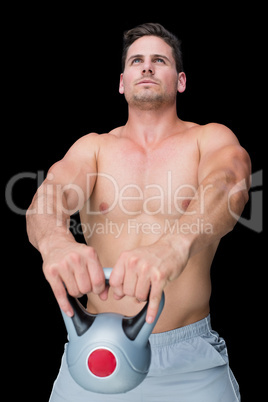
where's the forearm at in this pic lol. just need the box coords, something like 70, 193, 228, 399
164, 170, 249, 258
26, 183, 75, 258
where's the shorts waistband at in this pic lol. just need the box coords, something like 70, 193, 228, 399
149, 315, 212, 347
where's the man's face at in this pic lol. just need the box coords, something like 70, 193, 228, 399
119, 36, 184, 110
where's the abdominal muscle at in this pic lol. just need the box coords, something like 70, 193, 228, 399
83, 224, 216, 333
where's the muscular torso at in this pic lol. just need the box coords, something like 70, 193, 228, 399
80, 122, 218, 332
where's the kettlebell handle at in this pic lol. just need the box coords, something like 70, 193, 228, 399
103, 267, 113, 286
64, 267, 164, 340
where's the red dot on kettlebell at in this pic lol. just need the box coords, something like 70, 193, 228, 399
88, 348, 117, 377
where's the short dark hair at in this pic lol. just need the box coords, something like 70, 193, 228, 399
122, 23, 183, 73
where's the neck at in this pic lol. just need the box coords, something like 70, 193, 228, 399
123, 104, 181, 146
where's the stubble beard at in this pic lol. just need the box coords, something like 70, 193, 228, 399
127, 85, 178, 111
131, 92, 166, 111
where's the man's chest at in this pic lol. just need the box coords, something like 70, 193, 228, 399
87, 137, 200, 218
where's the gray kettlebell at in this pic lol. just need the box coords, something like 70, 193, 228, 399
61, 267, 165, 394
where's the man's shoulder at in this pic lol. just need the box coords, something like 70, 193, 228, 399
71, 132, 100, 147
191, 122, 237, 144
178, 121, 232, 136
202, 122, 234, 134
81, 127, 124, 143
70, 130, 118, 150
195, 123, 242, 161
72, 129, 127, 158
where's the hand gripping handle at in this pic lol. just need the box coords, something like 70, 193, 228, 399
64, 268, 164, 340
64, 268, 113, 337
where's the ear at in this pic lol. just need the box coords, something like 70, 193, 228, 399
177, 72, 186, 93
119, 73, 124, 94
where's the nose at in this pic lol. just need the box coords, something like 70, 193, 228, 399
142, 59, 154, 75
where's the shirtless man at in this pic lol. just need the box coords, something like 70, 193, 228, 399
26, 23, 251, 401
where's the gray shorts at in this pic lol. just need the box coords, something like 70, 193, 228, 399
49, 315, 240, 401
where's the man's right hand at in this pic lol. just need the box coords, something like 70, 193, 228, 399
42, 241, 108, 317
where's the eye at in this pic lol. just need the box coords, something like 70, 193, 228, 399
154, 58, 165, 64
132, 58, 142, 64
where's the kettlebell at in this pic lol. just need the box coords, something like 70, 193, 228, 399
61, 268, 165, 394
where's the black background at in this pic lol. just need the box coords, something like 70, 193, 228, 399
5, 4, 264, 401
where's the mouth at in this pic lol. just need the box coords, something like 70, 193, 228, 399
136, 79, 159, 85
